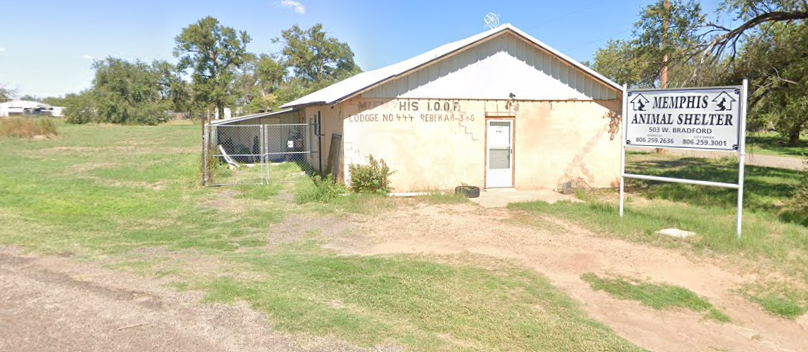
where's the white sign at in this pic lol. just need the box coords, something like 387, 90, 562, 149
620, 81, 749, 237
626, 86, 742, 151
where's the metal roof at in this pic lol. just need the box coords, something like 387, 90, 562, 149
0, 100, 52, 109
281, 24, 623, 109
206, 108, 297, 126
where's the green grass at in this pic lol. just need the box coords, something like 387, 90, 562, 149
625, 152, 802, 215
582, 273, 730, 323
197, 252, 645, 352
746, 132, 807, 158
509, 199, 808, 279
743, 282, 808, 319
510, 153, 808, 275
0, 122, 288, 254
0, 121, 644, 351
750, 295, 806, 319
414, 192, 470, 204
510, 152, 808, 319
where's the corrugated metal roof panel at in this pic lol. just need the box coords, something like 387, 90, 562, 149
207, 108, 297, 126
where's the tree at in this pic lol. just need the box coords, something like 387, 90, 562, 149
174, 17, 251, 121
63, 57, 177, 125
250, 54, 285, 111
91, 57, 168, 125
591, 0, 705, 88
153, 60, 193, 115
700, 0, 808, 62
232, 53, 286, 113
63, 91, 97, 124
591, 39, 657, 87
725, 22, 808, 144
275, 24, 360, 84
0, 84, 15, 102
694, 1, 807, 144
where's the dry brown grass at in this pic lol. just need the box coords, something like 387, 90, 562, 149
0, 117, 58, 138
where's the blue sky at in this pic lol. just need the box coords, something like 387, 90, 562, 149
0, 0, 726, 97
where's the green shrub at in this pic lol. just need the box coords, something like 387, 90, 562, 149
349, 155, 395, 194
63, 91, 97, 124
296, 175, 345, 203
0, 117, 58, 138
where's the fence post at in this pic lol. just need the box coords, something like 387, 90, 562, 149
202, 125, 209, 186
261, 124, 268, 185
317, 112, 323, 174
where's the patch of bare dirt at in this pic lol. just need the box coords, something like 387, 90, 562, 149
29, 134, 55, 141
201, 189, 242, 210
331, 202, 808, 352
56, 162, 171, 191
0, 246, 404, 352
268, 213, 355, 249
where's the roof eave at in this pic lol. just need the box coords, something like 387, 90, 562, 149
280, 100, 329, 110
206, 108, 299, 126
281, 24, 624, 108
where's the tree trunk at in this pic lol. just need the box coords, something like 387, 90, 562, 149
217, 102, 225, 121
787, 129, 802, 146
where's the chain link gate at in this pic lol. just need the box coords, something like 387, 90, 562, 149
203, 121, 319, 186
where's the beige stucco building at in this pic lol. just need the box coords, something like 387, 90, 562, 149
277, 24, 623, 192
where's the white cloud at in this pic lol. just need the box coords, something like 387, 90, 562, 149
0, 47, 6, 52
279, 0, 306, 15
82, 54, 93, 60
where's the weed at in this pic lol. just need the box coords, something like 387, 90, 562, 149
743, 282, 807, 319
750, 295, 806, 319
574, 188, 594, 201
349, 155, 394, 194
582, 273, 730, 322
296, 175, 346, 203
0, 117, 58, 138
201, 146, 221, 185
415, 191, 469, 204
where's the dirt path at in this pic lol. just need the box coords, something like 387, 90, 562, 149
3, 201, 806, 352
0, 247, 396, 352
330, 202, 808, 352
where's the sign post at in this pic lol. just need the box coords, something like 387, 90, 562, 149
619, 80, 748, 238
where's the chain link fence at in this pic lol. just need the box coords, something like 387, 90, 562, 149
203, 122, 319, 186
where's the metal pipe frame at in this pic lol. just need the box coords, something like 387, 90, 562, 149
623, 173, 739, 189
619, 80, 748, 238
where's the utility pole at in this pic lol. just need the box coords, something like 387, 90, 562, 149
656, 0, 670, 154
660, 0, 670, 89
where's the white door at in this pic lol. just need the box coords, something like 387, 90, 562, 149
486, 120, 513, 188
